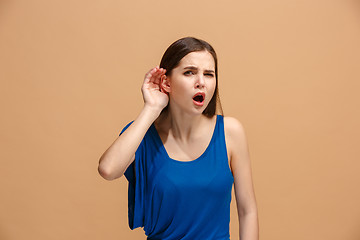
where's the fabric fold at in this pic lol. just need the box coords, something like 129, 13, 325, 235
120, 121, 146, 230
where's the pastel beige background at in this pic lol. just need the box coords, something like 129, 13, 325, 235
1, 0, 359, 239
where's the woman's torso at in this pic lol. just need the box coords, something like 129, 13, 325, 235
139, 114, 234, 239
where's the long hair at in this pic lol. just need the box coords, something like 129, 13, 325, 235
159, 37, 223, 117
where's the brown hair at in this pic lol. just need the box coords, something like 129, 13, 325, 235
159, 37, 223, 117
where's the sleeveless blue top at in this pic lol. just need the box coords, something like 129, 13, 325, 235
120, 115, 234, 240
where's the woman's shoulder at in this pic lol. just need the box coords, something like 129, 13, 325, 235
223, 116, 247, 145
223, 116, 245, 133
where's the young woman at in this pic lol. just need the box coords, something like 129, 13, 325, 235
98, 37, 259, 240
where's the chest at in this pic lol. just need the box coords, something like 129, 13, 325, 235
160, 134, 232, 170
161, 134, 210, 161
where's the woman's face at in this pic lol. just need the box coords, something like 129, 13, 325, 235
165, 50, 216, 115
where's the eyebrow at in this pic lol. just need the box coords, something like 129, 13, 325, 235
183, 66, 215, 73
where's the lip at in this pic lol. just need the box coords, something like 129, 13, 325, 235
192, 92, 205, 106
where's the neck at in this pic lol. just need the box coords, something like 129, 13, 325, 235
158, 108, 208, 142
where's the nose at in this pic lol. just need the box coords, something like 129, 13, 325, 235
195, 74, 205, 89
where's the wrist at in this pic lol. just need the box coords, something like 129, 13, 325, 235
141, 104, 162, 121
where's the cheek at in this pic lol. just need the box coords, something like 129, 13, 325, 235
208, 80, 216, 94
171, 80, 189, 94
169, 82, 188, 100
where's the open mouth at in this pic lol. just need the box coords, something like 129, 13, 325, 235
192, 92, 205, 106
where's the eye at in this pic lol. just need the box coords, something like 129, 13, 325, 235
184, 71, 194, 76
205, 73, 214, 77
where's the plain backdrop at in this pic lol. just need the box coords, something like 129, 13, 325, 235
1, 0, 360, 239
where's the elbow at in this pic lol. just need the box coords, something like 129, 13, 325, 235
98, 159, 118, 181
98, 165, 114, 181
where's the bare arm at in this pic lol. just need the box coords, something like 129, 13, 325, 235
98, 66, 168, 181
224, 117, 259, 240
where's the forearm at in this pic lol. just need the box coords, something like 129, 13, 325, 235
98, 105, 160, 180
239, 211, 259, 240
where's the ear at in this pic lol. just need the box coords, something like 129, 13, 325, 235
160, 75, 171, 93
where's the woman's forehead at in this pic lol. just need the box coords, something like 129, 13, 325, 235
178, 51, 215, 70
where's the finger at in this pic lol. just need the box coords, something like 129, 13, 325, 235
145, 67, 157, 77
151, 68, 163, 84
144, 67, 158, 83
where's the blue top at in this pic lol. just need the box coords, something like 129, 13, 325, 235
120, 115, 234, 240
